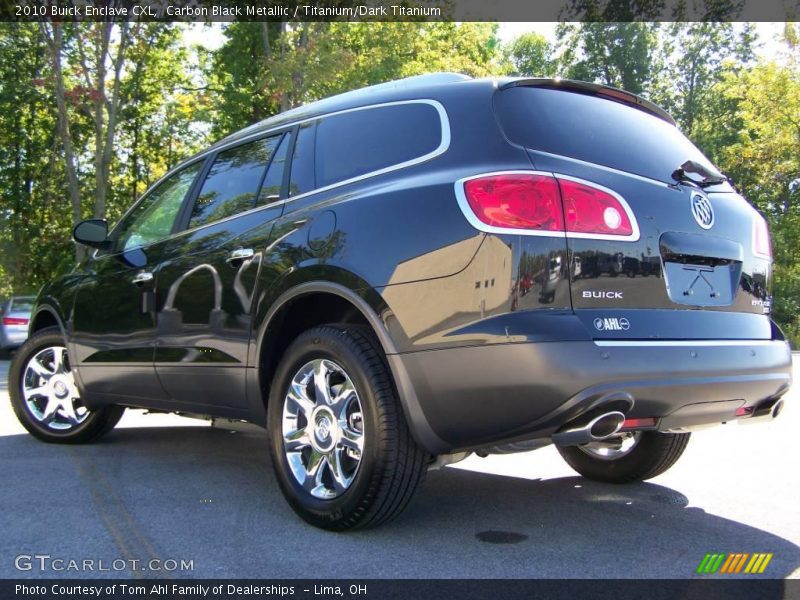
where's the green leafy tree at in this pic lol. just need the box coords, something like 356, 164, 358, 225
503, 32, 557, 77
710, 62, 800, 345
555, 22, 660, 94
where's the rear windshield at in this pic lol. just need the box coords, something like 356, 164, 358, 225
10, 297, 34, 312
494, 86, 717, 184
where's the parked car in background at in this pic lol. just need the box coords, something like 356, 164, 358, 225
8, 73, 793, 531
0, 296, 34, 354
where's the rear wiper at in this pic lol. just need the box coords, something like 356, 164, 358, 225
671, 160, 727, 188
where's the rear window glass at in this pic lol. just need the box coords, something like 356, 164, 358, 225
289, 124, 316, 197
494, 86, 717, 183
10, 298, 34, 312
315, 103, 442, 188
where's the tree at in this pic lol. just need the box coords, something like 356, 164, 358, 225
0, 23, 73, 294
504, 32, 558, 77
555, 22, 660, 94
711, 62, 800, 345
654, 22, 755, 138
205, 22, 502, 138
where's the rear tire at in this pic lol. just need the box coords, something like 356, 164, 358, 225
9, 327, 124, 444
557, 431, 691, 483
267, 325, 428, 530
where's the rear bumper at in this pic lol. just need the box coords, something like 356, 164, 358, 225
394, 339, 792, 453
0, 328, 27, 350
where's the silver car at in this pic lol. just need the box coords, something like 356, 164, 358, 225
0, 296, 34, 352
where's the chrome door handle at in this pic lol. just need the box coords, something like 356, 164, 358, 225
226, 248, 255, 263
132, 271, 154, 285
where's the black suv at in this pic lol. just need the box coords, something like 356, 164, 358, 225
10, 73, 793, 530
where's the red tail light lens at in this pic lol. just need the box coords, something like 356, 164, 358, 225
459, 172, 636, 239
752, 213, 771, 259
559, 178, 633, 236
463, 174, 563, 231
2, 317, 28, 326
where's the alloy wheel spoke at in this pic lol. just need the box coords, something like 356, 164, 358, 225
330, 379, 356, 415
313, 360, 332, 405
302, 449, 326, 493
39, 397, 60, 425
23, 385, 49, 401
284, 427, 311, 451
288, 381, 315, 417
28, 358, 53, 379
51, 348, 65, 374
327, 449, 351, 494
60, 399, 80, 426
339, 426, 364, 453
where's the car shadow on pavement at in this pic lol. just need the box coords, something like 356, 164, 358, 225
1, 425, 798, 581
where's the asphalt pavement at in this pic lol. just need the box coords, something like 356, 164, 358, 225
0, 357, 798, 579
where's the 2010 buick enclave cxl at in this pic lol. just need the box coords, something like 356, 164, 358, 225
10, 73, 793, 530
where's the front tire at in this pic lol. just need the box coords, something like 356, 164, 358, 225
557, 430, 691, 483
267, 325, 428, 530
9, 327, 124, 444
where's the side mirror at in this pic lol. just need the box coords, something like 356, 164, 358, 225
72, 219, 110, 249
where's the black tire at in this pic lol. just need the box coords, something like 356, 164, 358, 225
9, 327, 124, 444
267, 325, 428, 530
556, 431, 691, 483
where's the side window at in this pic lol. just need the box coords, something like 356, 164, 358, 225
315, 103, 442, 188
256, 133, 289, 207
188, 136, 279, 229
289, 124, 316, 197
115, 161, 203, 252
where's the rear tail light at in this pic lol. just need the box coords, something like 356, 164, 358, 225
2, 317, 28, 326
462, 174, 563, 231
752, 212, 771, 259
559, 178, 633, 236
458, 171, 637, 240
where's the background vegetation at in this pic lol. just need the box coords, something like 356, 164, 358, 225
0, 20, 798, 345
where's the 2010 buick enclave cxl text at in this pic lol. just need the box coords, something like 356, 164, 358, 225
10, 73, 793, 530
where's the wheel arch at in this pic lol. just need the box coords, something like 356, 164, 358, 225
29, 304, 65, 337
254, 281, 448, 454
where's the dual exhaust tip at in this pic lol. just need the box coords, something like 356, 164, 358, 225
552, 410, 627, 447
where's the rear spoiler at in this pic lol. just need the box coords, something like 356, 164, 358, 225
499, 78, 676, 126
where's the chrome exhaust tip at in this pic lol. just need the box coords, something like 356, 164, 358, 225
552, 411, 626, 447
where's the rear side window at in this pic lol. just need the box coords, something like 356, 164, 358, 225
10, 298, 34, 312
289, 124, 316, 197
257, 134, 289, 207
494, 86, 717, 184
189, 136, 279, 229
315, 103, 442, 188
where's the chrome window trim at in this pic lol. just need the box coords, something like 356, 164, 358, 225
454, 170, 641, 242
285, 99, 450, 203
94, 99, 450, 257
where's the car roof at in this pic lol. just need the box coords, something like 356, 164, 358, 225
179, 72, 675, 168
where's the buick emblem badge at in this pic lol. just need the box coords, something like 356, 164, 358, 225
691, 193, 714, 229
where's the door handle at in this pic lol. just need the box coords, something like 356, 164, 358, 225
132, 271, 154, 286
226, 248, 255, 264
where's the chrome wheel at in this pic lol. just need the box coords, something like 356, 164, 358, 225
282, 358, 364, 500
22, 346, 88, 431
578, 431, 642, 460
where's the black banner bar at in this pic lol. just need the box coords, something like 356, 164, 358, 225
2, 579, 797, 600
1, 0, 798, 22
